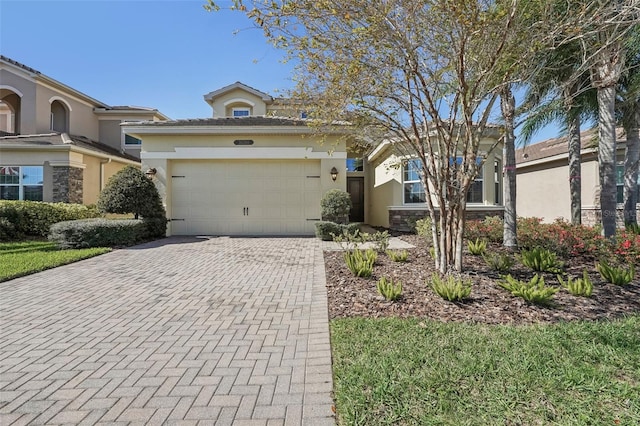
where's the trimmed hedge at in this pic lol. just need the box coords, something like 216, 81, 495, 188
321, 189, 352, 224
0, 201, 102, 239
315, 221, 361, 241
49, 217, 167, 249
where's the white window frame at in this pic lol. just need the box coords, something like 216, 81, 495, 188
232, 107, 251, 117
123, 132, 142, 147
0, 165, 44, 201
616, 163, 640, 204
402, 157, 484, 205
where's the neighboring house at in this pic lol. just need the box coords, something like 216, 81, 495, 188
124, 82, 504, 236
516, 128, 639, 225
0, 55, 168, 204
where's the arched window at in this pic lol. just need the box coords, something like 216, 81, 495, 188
50, 99, 69, 132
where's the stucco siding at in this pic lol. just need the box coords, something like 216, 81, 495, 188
98, 120, 123, 152
35, 84, 99, 139
0, 69, 37, 135
209, 88, 268, 117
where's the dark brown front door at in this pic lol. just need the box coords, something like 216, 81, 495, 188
347, 177, 365, 222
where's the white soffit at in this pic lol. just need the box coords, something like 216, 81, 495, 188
141, 147, 347, 160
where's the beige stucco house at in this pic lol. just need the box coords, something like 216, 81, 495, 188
124, 82, 504, 236
0, 55, 168, 204
516, 128, 639, 225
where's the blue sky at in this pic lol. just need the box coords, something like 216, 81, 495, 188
1, 0, 560, 142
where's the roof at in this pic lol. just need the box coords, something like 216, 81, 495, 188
0, 132, 139, 163
203, 81, 273, 104
127, 116, 310, 127
516, 128, 626, 165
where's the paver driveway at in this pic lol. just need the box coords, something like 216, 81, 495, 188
0, 237, 335, 425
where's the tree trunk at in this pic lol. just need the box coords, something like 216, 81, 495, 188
501, 86, 517, 250
597, 84, 618, 238
623, 105, 640, 226
567, 115, 582, 224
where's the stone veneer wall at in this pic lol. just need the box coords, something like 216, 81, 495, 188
389, 208, 505, 232
52, 166, 83, 203
582, 207, 640, 228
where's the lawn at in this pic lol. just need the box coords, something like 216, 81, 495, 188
0, 241, 111, 282
331, 316, 640, 425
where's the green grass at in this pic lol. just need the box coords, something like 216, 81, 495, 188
331, 317, 640, 425
0, 241, 111, 282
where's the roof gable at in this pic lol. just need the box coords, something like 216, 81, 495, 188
203, 81, 273, 105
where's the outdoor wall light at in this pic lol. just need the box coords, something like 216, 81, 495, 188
330, 166, 339, 182
145, 168, 157, 179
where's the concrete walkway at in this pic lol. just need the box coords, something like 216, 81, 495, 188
0, 237, 334, 425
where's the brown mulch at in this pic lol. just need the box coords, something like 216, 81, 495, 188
324, 234, 640, 325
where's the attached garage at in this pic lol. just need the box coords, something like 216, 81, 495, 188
170, 159, 322, 235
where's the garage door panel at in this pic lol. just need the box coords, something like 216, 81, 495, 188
170, 159, 323, 236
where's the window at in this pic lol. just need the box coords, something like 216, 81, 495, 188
124, 134, 142, 146
346, 158, 364, 172
232, 107, 251, 117
402, 158, 484, 204
0, 166, 44, 201
50, 100, 68, 132
403, 159, 426, 204
494, 159, 502, 205
616, 164, 640, 204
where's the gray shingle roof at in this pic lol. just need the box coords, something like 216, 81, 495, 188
0, 133, 139, 162
132, 116, 310, 127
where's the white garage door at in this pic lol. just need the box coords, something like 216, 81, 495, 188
170, 160, 322, 236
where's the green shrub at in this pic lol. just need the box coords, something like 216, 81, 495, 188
315, 221, 360, 242
483, 252, 514, 273
377, 277, 402, 301
465, 216, 503, 243
344, 249, 376, 277
415, 217, 433, 237
0, 200, 101, 238
499, 274, 558, 305
368, 230, 390, 252
467, 238, 487, 255
320, 189, 352, 224
596, 260, 636, 285
49, 218, 154, 249
557, 270, 593, 297
0, 217, 19, 240
430, 273, 472, 301
386, 249, 409, 262
97, 166, 165, 219
519, 247, 564, 273
625, 222, 640, 235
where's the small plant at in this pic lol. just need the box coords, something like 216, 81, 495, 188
430, 273, 472, 301
625, 222, 640, 235
370, 231, 390, 252
377, 277, 403, 301
428, 246, 435, 259
557, 270, 593, 297
320, 189, 352, 224
499, 274, 558, 305
344, 249, 375, 277
483, 252, 515, 273
467, 238, 487, 255
519, 247, 564, 273
415, 217, 433, 237
596, 260, 636, 285
386, 249, 409, 262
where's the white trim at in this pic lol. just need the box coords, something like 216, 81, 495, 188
141, 147, 347, 160
122, 125, 332, 136
48, 160, 87, 169
387, 205, 505, 211
0, 85, 24, 97
48, 96, 73, 112
223, 98, 256, 107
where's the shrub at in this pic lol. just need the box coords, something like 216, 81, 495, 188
518, 218, 605, 258
0, 200, 101, 238
0, 217, 19, 240
613, 231, 640, 264
344, 249, 376, 277
49, 218, 153, 249
316, 221, 360, 242
499, 274, 558, 305
97, 166, 165, 219
557, 270, 593, 297
483, 252, 514, 273
386, 249, 409, 262
519, 247, 564, 273
415, 217, 433, 238
430, 273, 472, 301
465, 216, 503, 243
368, 230, 390, 252
377, 277, 402, 301
467, 238, 487, 255
320, 189, 352, 224
596, 260, 636, 285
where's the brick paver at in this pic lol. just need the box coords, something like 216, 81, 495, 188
0, 237, 335, 425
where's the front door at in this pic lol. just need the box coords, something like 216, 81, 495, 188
347, 177, 365, 222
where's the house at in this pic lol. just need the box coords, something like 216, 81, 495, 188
516, 128, 639, 225
124, 82, 504, 236
0, 55, 168, 204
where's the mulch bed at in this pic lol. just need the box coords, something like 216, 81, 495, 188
324, 234, 640, 325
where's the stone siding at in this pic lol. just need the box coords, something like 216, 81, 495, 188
582, 206, 640, 228
389, 208, 505, 232
52, 166, 83, 203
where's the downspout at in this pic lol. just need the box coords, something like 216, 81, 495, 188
99, 158, 112, 191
